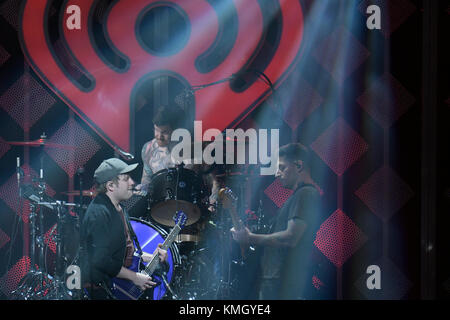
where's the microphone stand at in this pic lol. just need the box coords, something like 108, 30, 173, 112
114, 147, 135, 161
161, 271, 178, 300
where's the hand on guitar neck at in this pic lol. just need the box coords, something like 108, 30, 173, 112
141, 243, 168, 264
219, 188, 249, 259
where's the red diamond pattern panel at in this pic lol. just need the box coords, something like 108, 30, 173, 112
277, 77, 324, 130
0, 136, 11, 159
0, 164, 56, 223
0, 256, 30, 297
0, 0, 20, 30
357, 73, 415, 128
358, 0, 416, 38
121, 194, 145, 213
0, 45, 10, 67
354, 165, 414, 221
313, 25, 370, 84
314, 209, 368, 267
312, 275, 325, 290
0, 227, 10, 250
43, 224, 57, 254
264, 178, 294, 208
44, 118, 101, 177
0, 72, 56, 131
310, 117, 369, 176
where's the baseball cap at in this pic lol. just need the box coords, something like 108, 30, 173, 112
94, 158, 138, 184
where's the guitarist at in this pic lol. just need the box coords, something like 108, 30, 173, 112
80, 158, 168, 299
231, 143, 330, 300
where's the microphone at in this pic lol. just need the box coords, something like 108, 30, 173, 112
116, 148, 134, 161
131, 184, 148, 197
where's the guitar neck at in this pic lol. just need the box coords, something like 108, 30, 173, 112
228, 203, 247, 259
144, 224, 181, 275
229, 205, 243, 231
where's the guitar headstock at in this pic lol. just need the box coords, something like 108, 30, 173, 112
173, 210, 187, 229
218, 187, 238, 209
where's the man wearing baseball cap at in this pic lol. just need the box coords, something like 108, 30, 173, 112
80, 158, 167, 299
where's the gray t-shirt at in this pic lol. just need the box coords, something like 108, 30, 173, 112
260, 184, 322, 284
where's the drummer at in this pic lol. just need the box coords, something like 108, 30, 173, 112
135, 104, 220, 207
138, 104, 184, 188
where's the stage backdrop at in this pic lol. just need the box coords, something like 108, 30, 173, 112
0, 0, 436, 299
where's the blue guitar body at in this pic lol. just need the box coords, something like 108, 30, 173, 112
110, 211, 186, 300
111, 254, 148, 300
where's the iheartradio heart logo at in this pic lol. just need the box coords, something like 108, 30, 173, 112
19, 0, 304, 153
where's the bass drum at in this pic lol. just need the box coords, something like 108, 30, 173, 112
130, 218, 180, 300
149, 167, 208, 227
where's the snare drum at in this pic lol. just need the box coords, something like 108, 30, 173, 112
148, 166, 208, 227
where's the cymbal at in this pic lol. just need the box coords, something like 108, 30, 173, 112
151, 200, 201, 227
215, 171, 262, 178
6, 139, 76, 150
215, 172, 245, 178
61, 190, 96, 197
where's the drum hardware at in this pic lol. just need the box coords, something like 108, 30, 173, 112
166, 188, 174, 200
11, 157, 81, 299
213, 166, 263, 298
176, 234, 201, 243
9, 141, 84, 299
140, 162, 265, 299
11, 188, 74, 299
172, 247, 219, 300
61, 190, 96, 197
12, 198, 81, 300
10, 199, 50, 300
11, 156, 53, 300
154, 269, 179, 300
148, 165, 207, 227
40, 201, 78, 299
6, 133, 76, 150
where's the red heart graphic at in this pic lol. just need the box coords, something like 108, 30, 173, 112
20, 0, 304, 152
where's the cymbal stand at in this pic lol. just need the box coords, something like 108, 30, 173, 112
210, 200, 231, 300
213, 171, 240, 300
11, 182, 54, 299
39, 201, 75, 300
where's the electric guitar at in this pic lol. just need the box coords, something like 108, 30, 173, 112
219, 187, 248, 259
111, 211, 187, 300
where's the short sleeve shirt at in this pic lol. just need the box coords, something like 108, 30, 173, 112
260, 185, 322, 280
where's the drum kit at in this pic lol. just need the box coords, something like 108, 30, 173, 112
131, 164, 247, 300
6, 134, 268, 300
7, 134, 83, 300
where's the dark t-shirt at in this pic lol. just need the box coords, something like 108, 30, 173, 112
260, 184, 324, 298
80, 193, 134, 287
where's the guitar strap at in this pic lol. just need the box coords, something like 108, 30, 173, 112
122, 208, 143, 256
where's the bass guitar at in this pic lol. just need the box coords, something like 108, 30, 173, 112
218, 187, 248, 259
